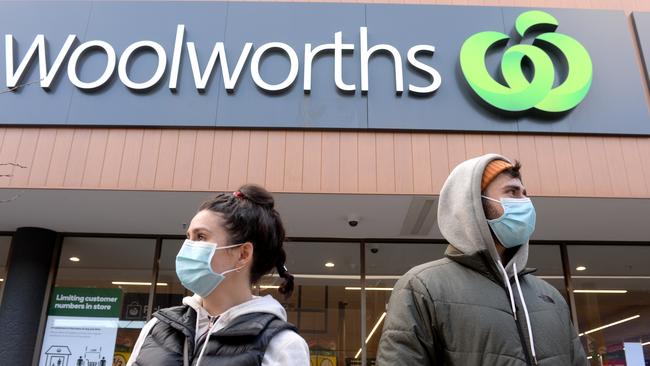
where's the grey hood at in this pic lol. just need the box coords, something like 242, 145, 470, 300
437, 153, 528, 276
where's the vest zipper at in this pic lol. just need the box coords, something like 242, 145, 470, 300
194, 315, 220, 359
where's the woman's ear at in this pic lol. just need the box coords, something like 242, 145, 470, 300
238, 242, 254, 266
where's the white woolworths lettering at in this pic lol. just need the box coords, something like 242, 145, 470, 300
67, 40, 116, 90
407, 45, 441, 94
5, 34, 77, 89
303, 31, 356, 93
251, 42, 299, 91
4, 25, 442, 94
360, 26, 404, 94
187, 41, 253, 92
118, 41, 167, 90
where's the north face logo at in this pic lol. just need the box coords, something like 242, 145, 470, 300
539, 295, 555, 304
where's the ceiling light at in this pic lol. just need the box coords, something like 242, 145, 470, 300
579, 315, 640, 336
267, 273, 401, 280
0, 278, 3, 282
540, 275, 650, 280
112, 281, 168, 286
69, 257, 80, 262
576, 266, 587, 271
643, 341, 650, 347
345, 287, 394, 291
355, 312, 387, 359
268, 273, 650, 281
259, 285, 280, 289
324, 262, 335, 268
574, 290, 627, 294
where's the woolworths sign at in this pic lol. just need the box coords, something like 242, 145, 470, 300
0, 2, 647, 134
460, 10, 592, 113
5, 26, 440, 94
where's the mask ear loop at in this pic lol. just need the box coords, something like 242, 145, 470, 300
214, 243, 249, 277
221, 265, 245, 276
481, 195, 502, 204
481, 196, 505, 222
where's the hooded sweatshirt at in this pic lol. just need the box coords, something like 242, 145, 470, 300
376, 153, 588, 366
127, 294, 310, 366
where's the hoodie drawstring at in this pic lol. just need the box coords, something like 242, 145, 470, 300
497, 260, 537, 365
513, 262, 538, 365
196, 317, 219, 366
497, 260, 517, 321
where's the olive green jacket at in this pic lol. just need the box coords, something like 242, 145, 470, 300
376, 154, 588, 366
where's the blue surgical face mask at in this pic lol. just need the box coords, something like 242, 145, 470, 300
175, 239, 244, 297
482, 196, 536, 248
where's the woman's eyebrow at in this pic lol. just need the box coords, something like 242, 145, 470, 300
187, 227, 212, 236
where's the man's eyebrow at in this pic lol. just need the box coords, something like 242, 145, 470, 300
502, 184, 523, 191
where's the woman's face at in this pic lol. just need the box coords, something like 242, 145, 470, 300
186, 209, 241, 274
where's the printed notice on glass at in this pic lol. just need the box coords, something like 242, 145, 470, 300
39, 287, 123, 366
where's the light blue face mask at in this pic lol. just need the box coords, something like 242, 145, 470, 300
175, 239, 244, 297
482, 196, 536, 248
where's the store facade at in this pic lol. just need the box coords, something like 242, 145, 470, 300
0, 0, 650, 365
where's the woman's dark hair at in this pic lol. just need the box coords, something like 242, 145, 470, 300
198, 184, 294, 298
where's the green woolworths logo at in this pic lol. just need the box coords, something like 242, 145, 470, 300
460, 10, 592, 113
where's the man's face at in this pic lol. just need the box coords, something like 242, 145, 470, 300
482, 173, 528, 220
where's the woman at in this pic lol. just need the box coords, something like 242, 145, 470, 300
127, 184, 310, 366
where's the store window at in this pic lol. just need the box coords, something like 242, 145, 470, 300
527, 244, 567, 299
39, 237, 156, 366
153, 239, 188, 313
260, 241, 361, 366
364, 242, 448, 365
569, 245, 650, 365
0, 235, 11, 303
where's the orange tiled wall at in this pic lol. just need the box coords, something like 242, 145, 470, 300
1, 128, 649, 198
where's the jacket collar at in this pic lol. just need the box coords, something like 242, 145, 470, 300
154, 305, 280, 339
444, 244, 536, 286
154, 305, 197, 340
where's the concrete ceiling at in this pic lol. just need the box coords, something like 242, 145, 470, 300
0, 188, 649, 241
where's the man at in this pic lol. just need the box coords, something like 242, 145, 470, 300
376, 153, 587, 366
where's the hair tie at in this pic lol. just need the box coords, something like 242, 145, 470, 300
278, 264, 288, 276
233, 191, 245, 199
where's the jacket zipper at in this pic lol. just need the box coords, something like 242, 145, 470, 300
502, 282, 535, 366
514, 308, 534, 366
486, 258, 539, 365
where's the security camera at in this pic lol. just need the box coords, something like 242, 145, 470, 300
370, 248, 379, 254
347, 215, 360, 227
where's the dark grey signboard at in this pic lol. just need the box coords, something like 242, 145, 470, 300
0, 1, 648, 134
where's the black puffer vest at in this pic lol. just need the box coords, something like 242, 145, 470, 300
132, 305, 298, 366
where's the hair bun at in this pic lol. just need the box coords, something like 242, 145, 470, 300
238, 184, 275, 209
